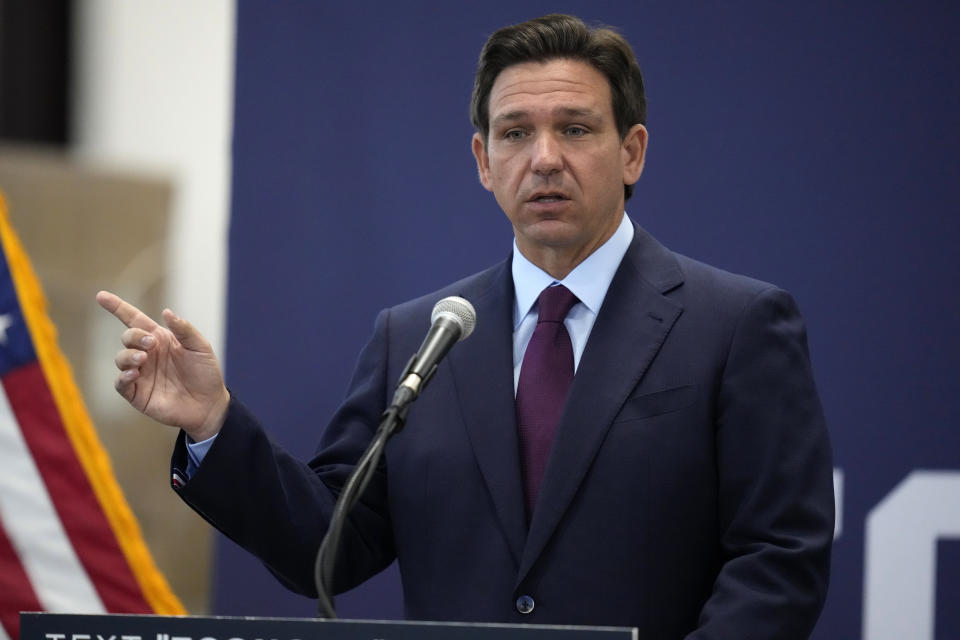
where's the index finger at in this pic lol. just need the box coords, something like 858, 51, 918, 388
96, 290, 160, 332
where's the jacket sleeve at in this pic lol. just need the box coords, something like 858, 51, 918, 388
171, 309, 397, 596
690, 287, 834, 639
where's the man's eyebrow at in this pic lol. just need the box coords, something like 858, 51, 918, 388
490, 107, 602, 128
491, 110, 528, 128
556, 107, 601, 119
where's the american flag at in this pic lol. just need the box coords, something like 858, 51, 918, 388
0, 194, 184, 639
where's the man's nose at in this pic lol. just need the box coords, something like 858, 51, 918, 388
531, 133, 563, 176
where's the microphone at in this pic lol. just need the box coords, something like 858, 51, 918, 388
315, 296, 476, 618
394, 296, 476, 404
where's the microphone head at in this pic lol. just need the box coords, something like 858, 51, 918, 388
431, 296, 477, 342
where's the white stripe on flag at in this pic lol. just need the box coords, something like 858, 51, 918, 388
0, 381, 105, 613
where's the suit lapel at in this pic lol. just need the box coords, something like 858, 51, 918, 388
446, 258, 528, 566
517, 225, 685, 583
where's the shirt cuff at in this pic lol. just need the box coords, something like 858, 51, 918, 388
184, 432, 218, 479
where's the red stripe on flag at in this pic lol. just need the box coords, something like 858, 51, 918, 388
2, 363, 151, 613
0, 510, 44, 640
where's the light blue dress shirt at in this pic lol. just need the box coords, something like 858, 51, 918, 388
187, 213, 635, 473
511, 213, 634, 392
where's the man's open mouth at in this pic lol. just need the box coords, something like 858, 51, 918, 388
530, 193, 569, 203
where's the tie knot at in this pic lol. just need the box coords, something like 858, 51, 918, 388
536, 284, 578, 323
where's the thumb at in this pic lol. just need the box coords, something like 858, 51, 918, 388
161, 309, 209, 352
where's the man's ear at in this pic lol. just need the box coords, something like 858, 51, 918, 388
621, 124, 648, 186
472, 132, 493, 191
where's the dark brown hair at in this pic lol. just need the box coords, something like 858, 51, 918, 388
470, 14, 647, 199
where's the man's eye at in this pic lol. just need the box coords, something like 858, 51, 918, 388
504, 129, 527, 140
565, 126, 587, 136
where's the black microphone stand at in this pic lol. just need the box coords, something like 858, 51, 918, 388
312, 297, 475, 618
312, 373, 418, 619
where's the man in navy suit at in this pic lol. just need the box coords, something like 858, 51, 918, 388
99, 14, 833, 638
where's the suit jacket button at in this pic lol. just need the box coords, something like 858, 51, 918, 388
516, 595, 535, 614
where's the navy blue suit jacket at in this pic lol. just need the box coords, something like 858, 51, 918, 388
174, 224, 834, 638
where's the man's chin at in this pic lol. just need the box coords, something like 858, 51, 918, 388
518, 219, 581, 248
514, 214, 621, 261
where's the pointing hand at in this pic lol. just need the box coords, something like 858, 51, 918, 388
96, 291, 230, 442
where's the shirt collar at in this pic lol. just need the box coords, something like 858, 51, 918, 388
512, 213, 635, 328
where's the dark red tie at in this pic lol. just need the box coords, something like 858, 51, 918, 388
515, 284, 579, 516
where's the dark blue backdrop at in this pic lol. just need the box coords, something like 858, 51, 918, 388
224, 3, 959, 638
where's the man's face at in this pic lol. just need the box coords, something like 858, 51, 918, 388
472, 58, 647, 272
